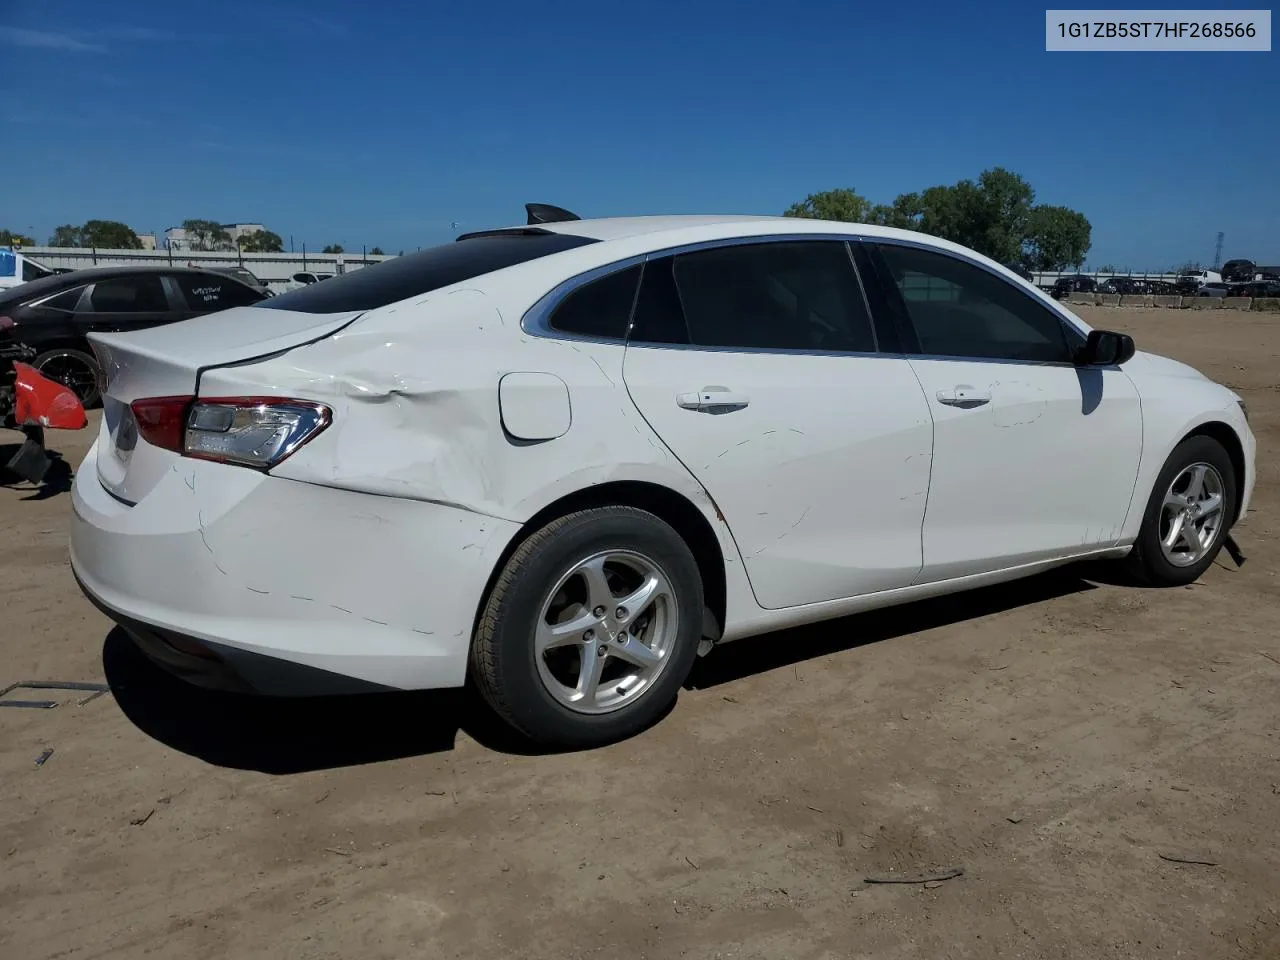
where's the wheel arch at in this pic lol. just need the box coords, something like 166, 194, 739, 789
469, 480, 728, 651
1181, 420, 1246, 524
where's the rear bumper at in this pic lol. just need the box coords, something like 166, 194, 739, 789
70, 439, 520, 694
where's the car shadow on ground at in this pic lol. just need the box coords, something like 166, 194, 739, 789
101, 628, 539, 773
104, 570, 1098, 773
686, 569, 1097, 689
0, 442, 74, 500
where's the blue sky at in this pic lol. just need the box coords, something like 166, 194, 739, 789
2, 0, 1276, 268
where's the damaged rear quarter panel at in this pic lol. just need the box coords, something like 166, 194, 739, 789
198, 286, 733, 529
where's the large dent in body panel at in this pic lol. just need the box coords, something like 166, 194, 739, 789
197, 288, 704, 529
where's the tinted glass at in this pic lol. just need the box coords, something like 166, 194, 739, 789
88, 275, 169, 313
260, 231, 597, 313
547, 264, 640, 339
40, 286, 86, 311
630, 257, 689, 344
668, 241, 875, 352
175, 273, 264, 311
22, 259, 49, 281
875, 244, 1072, 363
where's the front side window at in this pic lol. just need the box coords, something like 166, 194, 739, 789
546, 264, 640, 339
874, 244, 1073, 363
631, 240, 876, 353
88, 275, 169, 313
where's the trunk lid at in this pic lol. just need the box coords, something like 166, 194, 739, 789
89, 306, 362, 504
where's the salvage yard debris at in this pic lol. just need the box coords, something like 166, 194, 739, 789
864, 867, 964, 885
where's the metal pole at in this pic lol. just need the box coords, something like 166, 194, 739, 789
302, 243, 307, 270
237, 237, 243, 266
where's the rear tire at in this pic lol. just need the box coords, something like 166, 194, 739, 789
1124, 435, 1237, 586
470, 507, 704, 749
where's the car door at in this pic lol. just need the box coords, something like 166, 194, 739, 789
861, 240, 1142, 584
621, 238, 934, 610
77, 273, 177, 335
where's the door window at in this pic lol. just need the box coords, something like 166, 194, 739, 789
631, 241, 876, 353
88, 275, 169, 313
175, 273, 264, 310
874, 244, 1073, 363
546, 264, 641, 339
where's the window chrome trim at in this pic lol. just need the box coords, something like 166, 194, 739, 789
520, 232, 889, 359
521, 253, 646, 344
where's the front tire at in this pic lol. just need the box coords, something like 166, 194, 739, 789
470, 507, 704, 749
1125, 435, 1237, 586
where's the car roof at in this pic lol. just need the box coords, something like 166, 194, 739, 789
521, 214, 933, 246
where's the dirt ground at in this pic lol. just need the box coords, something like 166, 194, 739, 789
1, 306, 1277, 960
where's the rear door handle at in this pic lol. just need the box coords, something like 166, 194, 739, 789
676, 388, 750, 412
936, 385, 990, 408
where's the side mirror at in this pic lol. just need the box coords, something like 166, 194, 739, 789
1075, 329, 1135, 367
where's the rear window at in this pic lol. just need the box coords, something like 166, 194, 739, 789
258, 231, 598, 314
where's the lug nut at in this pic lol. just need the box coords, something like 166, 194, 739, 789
597, 644, 608, 657
593, 605, 606, 618
583, 629, 595, 641
615, 606, 628, 620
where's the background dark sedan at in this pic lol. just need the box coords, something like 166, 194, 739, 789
0, 265, 266, 406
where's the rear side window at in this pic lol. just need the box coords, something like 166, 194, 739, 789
175, 273, 263, 310
631, 240, 876, 353
34, 286, 86, 312
88, 276, 168, 313
259, 231, 598, 314
547, 264, 640, 339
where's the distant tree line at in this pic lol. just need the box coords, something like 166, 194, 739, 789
1, 218, 390, 256
784, 168, 1093, 272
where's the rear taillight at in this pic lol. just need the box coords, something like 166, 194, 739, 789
129, 396, 331, 470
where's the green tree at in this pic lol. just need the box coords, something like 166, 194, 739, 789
182, 219, 233, 251
48, 220, 141, 248
783, 188, 875, 223
0, 229, 35, 247
322, 243, 345, 254
49, 224, 82, 246
369, 246, 385, 256
1022, 205, 1092, 271
785, 167, 1091, 269
80, 220, 143, 249
238, 229, 284, 253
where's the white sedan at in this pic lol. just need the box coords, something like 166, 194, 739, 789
70, 209, 1256, 747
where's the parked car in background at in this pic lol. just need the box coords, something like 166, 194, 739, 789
1051, 274, 1097, 299
0, 265, 267, 406
1196, 283, 1231, 298
67, 209, 1255, 748
1234, 280, 1280, 299
1176, 269, 1223, 295
0, 250, 55, 291
1099, 277, 1152, 295
1221, 259, 1256, 283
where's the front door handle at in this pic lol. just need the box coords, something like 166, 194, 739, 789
676, 387, 750, 412
936, 385, 991, 408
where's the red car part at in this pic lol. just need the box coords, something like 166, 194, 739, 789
11, 361, 87, 430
